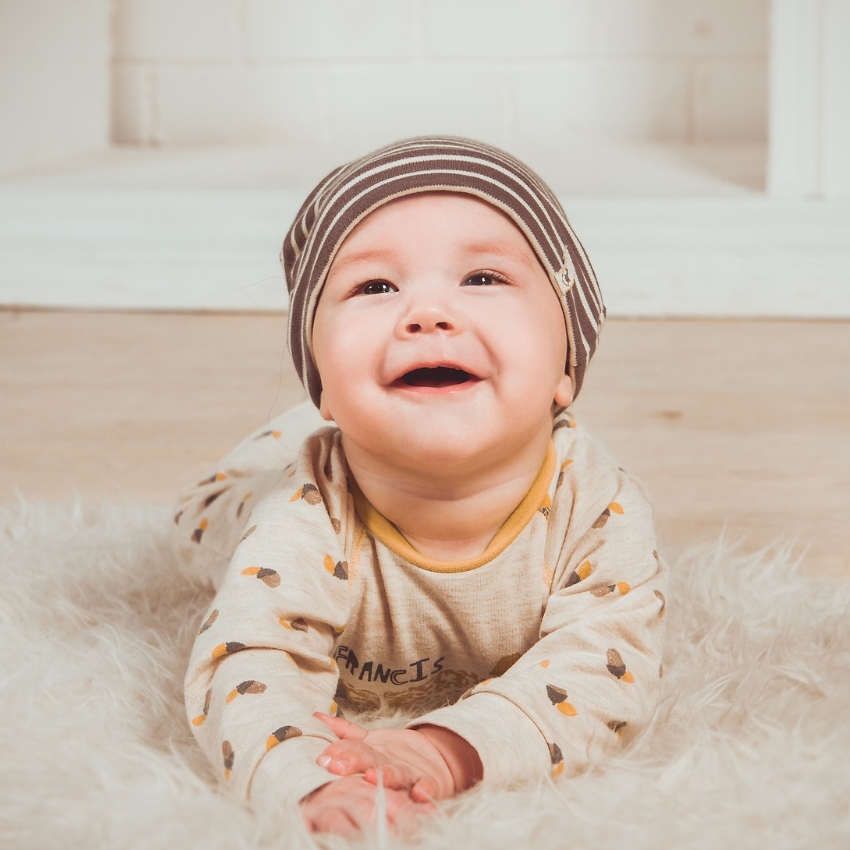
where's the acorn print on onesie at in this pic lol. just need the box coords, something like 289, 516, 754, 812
291, 483, 323, 505
323, 554, 348, 580
192, 688, 212, 727
567, 560, 593, 587
266, 725, 302, 751
549, 742, 565, 777
212, 641, 247, 660
192, 518, 208, 544
546, 684, 577, 716
198, 609, 218, 634
222, 741, 234, 780
606, 649, 634, 682
591, 581, 631, 598
241, 565, 281, 587
592, 502, 623, 529
226, 680, 267, 704
236, 491, 253, 518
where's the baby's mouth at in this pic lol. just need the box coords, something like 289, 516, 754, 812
397, 366, 478, 388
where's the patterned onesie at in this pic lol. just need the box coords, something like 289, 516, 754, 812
178, 402, 668, 808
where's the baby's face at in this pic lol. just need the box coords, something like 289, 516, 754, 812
311, 193, 573, 474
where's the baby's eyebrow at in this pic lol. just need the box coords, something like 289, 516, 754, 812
329, 248, 393, 273
460, 241, 537, 267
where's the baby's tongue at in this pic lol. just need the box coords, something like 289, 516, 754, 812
403, 366, 472, 388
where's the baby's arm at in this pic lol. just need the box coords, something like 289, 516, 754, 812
184, 449, 352, 807
185, 439, 440, 833
411, 468, 667, 785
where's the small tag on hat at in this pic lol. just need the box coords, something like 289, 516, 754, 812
555, 256, 577, 294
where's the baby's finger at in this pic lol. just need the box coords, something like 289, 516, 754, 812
384, 794, 438, 836
392, 812, 424, 838
308, 807, 360, 838
364, 763, 417, 790
314, 711, 368, 741
411, 776, 440, 803
317, 744, 382, 776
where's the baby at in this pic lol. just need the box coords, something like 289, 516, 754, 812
177, 136, 667, 837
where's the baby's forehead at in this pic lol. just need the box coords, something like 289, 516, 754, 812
334, 190, 540, 262
354, 189, 518, 225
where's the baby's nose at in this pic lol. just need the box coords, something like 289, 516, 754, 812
402, 305, 456, 335
406, 318, 453, 334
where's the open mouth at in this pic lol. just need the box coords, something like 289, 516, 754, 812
398, 366, 477, 388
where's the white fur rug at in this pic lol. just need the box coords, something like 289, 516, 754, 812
2, 499, 849, 850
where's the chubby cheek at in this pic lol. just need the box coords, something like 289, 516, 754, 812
312, 314, 381, 423
490, 303, 566, 403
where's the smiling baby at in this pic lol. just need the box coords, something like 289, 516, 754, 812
177, 136, 668, 837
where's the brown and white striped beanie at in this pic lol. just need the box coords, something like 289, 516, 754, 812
281, 136, 605, 408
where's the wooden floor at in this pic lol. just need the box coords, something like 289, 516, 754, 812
1, 310, 848, 579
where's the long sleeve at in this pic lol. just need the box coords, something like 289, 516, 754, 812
171, 401, 327, 588
183, 429, 353, 806
412, 459, 667, 785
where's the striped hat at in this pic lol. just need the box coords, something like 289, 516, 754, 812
281, 136, 605, 407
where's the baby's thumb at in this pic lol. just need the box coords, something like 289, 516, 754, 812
314, 711, 367, 741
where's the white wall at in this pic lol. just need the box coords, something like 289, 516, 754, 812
0, 0, 111, 176
111, 0, 769, 148
768, 0, 850, 197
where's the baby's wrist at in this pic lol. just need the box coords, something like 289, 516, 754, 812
414, 725, 482, 793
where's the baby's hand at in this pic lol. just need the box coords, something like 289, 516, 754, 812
300, 775, 433, 837
314, 712, 482, 802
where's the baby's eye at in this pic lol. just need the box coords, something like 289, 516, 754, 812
359, 280, 396, 295
463, 271, 508, 287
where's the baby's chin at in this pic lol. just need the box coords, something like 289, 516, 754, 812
344, 425, 480, 468
342, 412, 552, 479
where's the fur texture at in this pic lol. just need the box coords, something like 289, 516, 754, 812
1, 499, 849, 849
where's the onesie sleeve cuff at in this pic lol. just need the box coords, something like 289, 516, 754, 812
248, 735, 341, 809
409, 692, 550, 787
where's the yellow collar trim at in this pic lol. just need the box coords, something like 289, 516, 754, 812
350, 444, 556, 574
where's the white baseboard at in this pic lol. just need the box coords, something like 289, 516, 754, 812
572, 199, 850, 317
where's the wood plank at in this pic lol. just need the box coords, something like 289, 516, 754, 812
1, 310, 847, 578
571, 317, 850, 579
